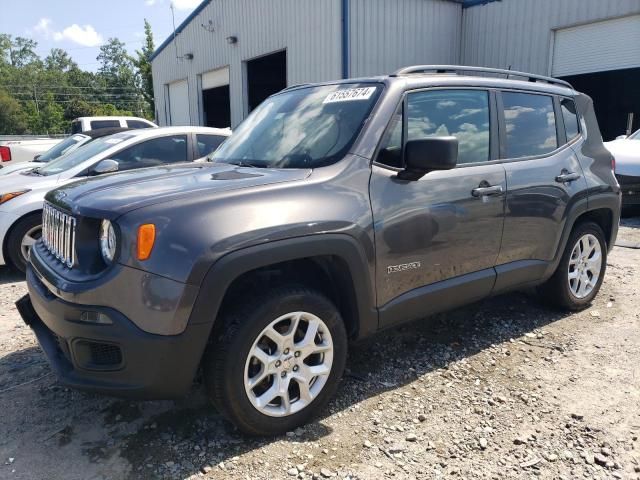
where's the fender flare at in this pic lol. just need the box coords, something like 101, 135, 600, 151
187, 233, 378, 339
542, 192, 620, 280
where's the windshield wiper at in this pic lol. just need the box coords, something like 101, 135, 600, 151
226, 160, 267, 168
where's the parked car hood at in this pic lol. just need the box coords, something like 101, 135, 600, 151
47, 162, 312, 218
0, 169, 60, 193
0, 162, 40, 176
604, 139, 640, 177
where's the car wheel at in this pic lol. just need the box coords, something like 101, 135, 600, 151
6, 214, 42, 273
538, 221, 607, 310
203, 285, 348, 436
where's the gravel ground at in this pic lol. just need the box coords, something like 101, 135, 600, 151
1, 218, 639, 480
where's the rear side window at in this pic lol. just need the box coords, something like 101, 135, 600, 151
90, 120, 121, 130
196, 134, 227, 157
406, 89, 490, 164
71, 121, 82, 134
127, 120, 152, 129
502, 92, 557, 158
561, 98, 580, 141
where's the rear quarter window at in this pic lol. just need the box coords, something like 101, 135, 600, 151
90, 120, 121, 129
502, 92, 557, 158
127, 120, 153, 129
560, 98, 580, 141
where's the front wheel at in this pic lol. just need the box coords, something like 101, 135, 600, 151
6, 214, 42, 273
538, 221, 607, 310
203, 286, 348, 435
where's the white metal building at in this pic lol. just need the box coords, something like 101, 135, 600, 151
151, 0, 640, 139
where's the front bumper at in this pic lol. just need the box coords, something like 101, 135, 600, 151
19, 263, 212, 399
0, 210, 19, 266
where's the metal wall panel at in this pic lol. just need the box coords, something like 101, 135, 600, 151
348, 0, 462, 78
461, 0, 640, 76
152, 0, 342, 127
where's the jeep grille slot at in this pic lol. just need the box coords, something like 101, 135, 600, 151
42, 202, 76, 268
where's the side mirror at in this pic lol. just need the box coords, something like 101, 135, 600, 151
91, 159, 119, 175
398, 136, 458, 181
616, 135, 628, 140
33, 154, 41, 161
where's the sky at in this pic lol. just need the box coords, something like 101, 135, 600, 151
0, 0, 202, 70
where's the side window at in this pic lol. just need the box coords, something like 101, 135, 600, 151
90, 120, 121, 130
561, 98, 580, 141
127, 120, 153, 129
502, 92, 557, 158
407, 89, 490, 164
196, 134, 227, 157
109, 135, 188, 171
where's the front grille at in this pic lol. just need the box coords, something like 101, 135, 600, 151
42, 202, 76, 268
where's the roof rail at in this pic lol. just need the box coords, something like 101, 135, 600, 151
391, 65, 573, 89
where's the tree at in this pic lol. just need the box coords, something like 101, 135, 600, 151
134, 19, 155, 114
97, 38, 142, 113
8, 36, 39, 67
0, 89, 28, 134
45, 48, 77, 72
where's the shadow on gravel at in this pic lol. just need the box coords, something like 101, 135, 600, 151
109, 289, 569, 479
0, 266, 24, 286
0, 346, 49, 393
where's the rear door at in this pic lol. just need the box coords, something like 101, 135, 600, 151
370, 88, 506, 328
494, 90, 588, 291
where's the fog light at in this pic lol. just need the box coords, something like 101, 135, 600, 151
80, 311, 113, 325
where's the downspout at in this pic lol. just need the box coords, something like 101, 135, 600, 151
341, 0, 350, 79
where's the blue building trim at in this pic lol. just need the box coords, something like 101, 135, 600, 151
149, 0, 212, 62
341, 0, 350, 79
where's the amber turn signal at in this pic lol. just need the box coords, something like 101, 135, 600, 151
137, 224, 156, 260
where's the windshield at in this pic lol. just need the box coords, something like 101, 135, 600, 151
209, 83, 382, 168
37, 133, 132, 176
629, 129, 640, 140
37, 135, 89, 162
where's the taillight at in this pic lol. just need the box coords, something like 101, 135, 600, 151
611, 155, 616, 173
0, 146, 11, 162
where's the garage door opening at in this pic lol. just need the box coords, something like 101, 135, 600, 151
246, 50, 287, 113
559, 68, 640, 141
203, 85, 231, 128
201, 67, 231, 128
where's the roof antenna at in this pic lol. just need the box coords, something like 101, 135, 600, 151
170, 2, 180, 63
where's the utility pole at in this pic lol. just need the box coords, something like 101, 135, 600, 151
33, 85, 40, 116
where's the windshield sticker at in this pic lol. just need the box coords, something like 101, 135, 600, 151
323, 87, 377, 104
104, 138, 124, 144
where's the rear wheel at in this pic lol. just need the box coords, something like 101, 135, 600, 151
203, 286, 347, 436
538, 221, 607, 310
6, 214, 41, 273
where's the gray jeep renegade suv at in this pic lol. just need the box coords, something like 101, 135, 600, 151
18, 66, 620, 435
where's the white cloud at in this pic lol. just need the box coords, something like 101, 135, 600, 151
145, 0, 161, 5
171, 0, 202, 10
53, 24, 104, 47
32, 18, 53, 38
504, 106, 535, 120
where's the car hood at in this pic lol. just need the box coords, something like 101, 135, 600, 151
604, 140, 640, 177
0, 169, 60, 192
0, 162, 40, 176
46, 162, 312, 218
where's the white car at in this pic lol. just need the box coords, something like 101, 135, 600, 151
71, 116, 157, 133
605, 129, 640, 208
0, 137, 63, 165
0, 128, 130, 177
0, 126, 231, 271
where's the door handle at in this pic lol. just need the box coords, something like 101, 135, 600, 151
472, 185, 504, 197
555, 171, 581, 183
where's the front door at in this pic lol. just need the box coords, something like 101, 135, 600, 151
370, 89, 505, 328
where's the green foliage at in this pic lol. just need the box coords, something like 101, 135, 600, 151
0, 89, 28, 134
0, 24, 154, 135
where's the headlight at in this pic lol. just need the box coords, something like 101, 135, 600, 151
99, 220, 117, 265
0, 190, 30, 205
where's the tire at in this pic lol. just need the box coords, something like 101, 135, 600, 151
6, 213, 42, 273
538, 221, 607, 310
203, 285, 348, 436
